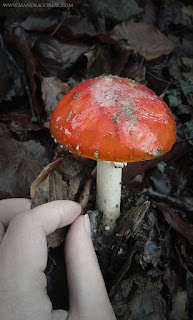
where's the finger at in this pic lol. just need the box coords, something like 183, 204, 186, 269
0, 198, 31, 242
0, 198, 31, 226
51, 309, 68, 320
0, 200, 81, 320
65, 215, 116, 320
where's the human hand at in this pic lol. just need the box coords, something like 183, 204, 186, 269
0, 199, 116, 320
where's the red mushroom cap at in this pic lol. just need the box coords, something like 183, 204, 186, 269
50, 75, 176, 162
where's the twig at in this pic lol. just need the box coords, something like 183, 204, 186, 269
144, 188, 193, 213
146, 70, 171, 84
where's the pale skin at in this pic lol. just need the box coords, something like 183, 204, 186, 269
0, 199, 116, 320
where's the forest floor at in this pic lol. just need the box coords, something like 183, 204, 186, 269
1, 1, 193, 319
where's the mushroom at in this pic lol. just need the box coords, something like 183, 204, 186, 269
50, 75, 176, 230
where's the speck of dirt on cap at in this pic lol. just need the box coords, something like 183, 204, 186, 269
94, 151, 99, 159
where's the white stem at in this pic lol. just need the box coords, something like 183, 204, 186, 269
96, 161, 122, 229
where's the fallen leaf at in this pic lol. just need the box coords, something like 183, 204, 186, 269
180, 80, 193, 105
110, 42, 131, 76
170, 291, 188, 320
3, 32, 43, 115
0, 122, 13, 138
0, 40, 23, 102
21, 10, 62, 32
141, 0, 157, 25
47, 227, 67, 248
158, 203, 193, 245
118, 201, 150, 238
0, 137, 41, 198
23, 140, 49, 169
41, 77, 71, 128
30, 158, 63, 199
34, 37, 92, 78
98, 0, 144, 23
121, 59, 146, 82
21, 12, 97, 37
110, 21, 175, 61
58, 16, 97, 38
1, 111, 42, 132
30, 158, 83, 248
78, 178, 92, 212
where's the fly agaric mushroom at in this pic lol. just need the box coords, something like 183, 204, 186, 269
50, 75, 176, 230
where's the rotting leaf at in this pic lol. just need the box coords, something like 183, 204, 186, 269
0, 123, 12, 138
157, 0, 175, 33
170, 291, 188, 320
166, 88, 181, 108
110, 21, 175, 61
23, 140, 49, 169
98, 0, 144, 23
121, 58, 146, 83
41, 77, 71, 128
142, 239, 162, 267
110, 42, 131, 76
180, 80, 193, 105
1, 109, 42, 133
150, 170, 171, 196
0, 137, 41, 199
109, 244, 137, 298
0, 44, 23, 102
21, 11, 62, 32
141, 0, 157, 25
3, 32, 43, 116
58, 16, 97, 38
84, 45, 111, 78
111, 273, 166, 319
158, 203, 193, 245
118, 201, 150, 238
34, 37, 92, 78
21, 11, 97, 38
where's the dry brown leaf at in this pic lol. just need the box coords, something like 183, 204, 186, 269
171, 291, 188, 320
110, 21, 175, 61
23, 140, 49, 169
78, 179, 92, 212
47, 228, 67, 248
30, 158, 63, 199
41, 77, 71, 128
0, 137, 41, 198
0, 123, 12, 138
182, 5, 193, 18
35, 37, 92, 78
3, 32, 43, 115
158, 203, 193, 245
118, 201, 150, 238
30, 158, 83, 248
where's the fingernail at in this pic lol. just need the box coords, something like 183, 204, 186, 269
84, 214, 91, 237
